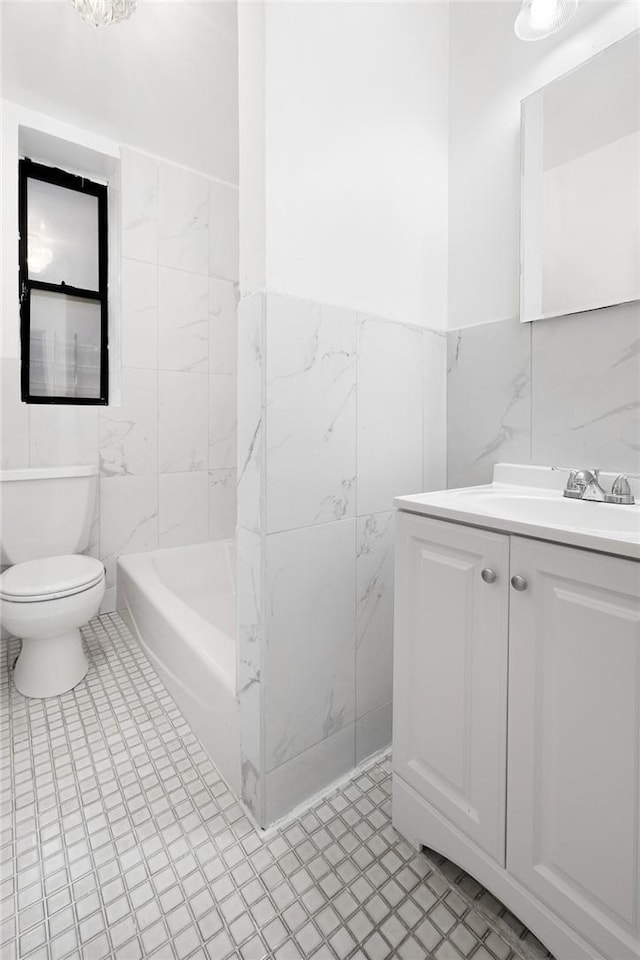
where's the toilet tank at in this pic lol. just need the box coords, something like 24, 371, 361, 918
0, 465, 98, 565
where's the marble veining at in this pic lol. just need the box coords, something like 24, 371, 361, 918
357, 702, 393, 765
208, 468, 237, 540
472, 365, 530, 467
236, 294, 442, 821
121, 149, 158, 264
158, 268, 209, 373
99, 369, 157, 477
159, 471, 209, 548
423, 330, 448, 494
264, 520, 356, 772
265, 295, 356, 534
121, 259, 158, 371
159, 372, 208, 473
209, 375, 237, 471
237, 526, 265, 823
239, 419, 262, 493
447, 304, 640, 488
158, 164, 209, 276
209, 180, 239, 283
356, 317, 424, 515
237, 295, 265, 536
356, 512, 394, 722
447, 318, 532, 489
531, 302, 640, 473
209, 279, 238, 375
313, 477, 357, 525
99, 475, 159, 587
613, 335, 640, 369
86, 496, 101, 565
264, 724, 356, 825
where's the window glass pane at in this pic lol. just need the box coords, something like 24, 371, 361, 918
29, 290, 102, 399
27, 178, 100, 290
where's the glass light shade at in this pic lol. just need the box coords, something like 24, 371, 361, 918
514, 0, 579, 41
70, 0, 136, 28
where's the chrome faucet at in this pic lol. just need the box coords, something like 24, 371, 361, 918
554, 467, 636, 505
567, 469, 606, 501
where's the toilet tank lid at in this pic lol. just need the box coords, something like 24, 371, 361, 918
0, 465, 97, 482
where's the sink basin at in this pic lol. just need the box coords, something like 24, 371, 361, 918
395, 464, 640, 559
465, 490, 640, 539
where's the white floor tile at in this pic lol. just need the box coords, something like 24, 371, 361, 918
1, 615, 551, 960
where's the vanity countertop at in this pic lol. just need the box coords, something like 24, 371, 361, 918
395, 464, 640, 561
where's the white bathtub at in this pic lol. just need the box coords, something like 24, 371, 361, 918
117, 540, 240, 796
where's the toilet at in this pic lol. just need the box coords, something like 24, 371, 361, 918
0, 465, 105, 698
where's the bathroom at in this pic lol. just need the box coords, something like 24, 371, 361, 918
1, 0, 639, 958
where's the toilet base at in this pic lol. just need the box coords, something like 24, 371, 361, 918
13, 628, 89, 698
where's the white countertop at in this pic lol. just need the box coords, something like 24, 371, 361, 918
395, 464, 640, 561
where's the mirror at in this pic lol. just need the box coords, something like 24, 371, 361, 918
520, 31, 640, 323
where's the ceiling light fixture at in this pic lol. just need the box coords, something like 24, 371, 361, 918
70, 0, 137, 28
514, 0, 579, 41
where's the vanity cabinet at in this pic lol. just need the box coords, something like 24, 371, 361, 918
507, 536, 640, 960
393, 510, 640, 960
393, 512, 510, 863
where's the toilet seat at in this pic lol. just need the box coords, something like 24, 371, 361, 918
0, 555, 105, 603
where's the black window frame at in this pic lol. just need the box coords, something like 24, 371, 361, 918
19, 158, 109, 405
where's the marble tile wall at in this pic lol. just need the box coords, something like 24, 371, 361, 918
236, 296, 266, 824
447, 301, 640, 487
239, 289, 639, 827
237, 291, 447, 826
0, 146, 239, 614
97, 149, 239, 610
447, 317, 531, 489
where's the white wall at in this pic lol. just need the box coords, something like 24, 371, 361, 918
240, 0, 450, 330
0, 0, 238, 184
236, 0, 450, 825
0, 0, 240, 602
238, 0, 266, 296
0, 104, 239, 612
447, 0, 639, 329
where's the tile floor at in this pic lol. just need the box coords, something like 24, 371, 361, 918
1, 613, 553, 960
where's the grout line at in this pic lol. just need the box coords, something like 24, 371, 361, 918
258, 747, 392, 841
120, 143, 238, 191
3, 613, 550, 960
155, 158, 161, 554
354, 315, 360, 746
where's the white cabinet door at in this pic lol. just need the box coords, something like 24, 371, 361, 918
507, 536, 640, 960
393, 512, 510, 863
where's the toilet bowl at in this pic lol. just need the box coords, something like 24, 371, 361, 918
1, 465, 103, 698
0, 554, 105, 698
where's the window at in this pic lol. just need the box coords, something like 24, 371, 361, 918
19, 159, 109, 404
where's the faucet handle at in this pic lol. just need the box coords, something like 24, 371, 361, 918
563, 470, 583, 499
606, 475, 635, 505
552, 466, 591, 498
551, 465, 579, 486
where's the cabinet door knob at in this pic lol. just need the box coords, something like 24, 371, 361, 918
481, 568, 497, 584
511, 575, 528, 591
